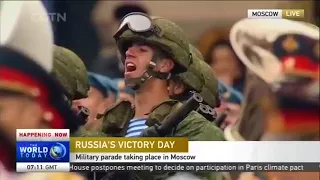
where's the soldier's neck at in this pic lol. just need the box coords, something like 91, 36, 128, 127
134, 80, 169, 118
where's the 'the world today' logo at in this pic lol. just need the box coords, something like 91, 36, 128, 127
16, 141, 69, 162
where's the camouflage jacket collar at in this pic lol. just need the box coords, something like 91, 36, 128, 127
101, 99, 180, 137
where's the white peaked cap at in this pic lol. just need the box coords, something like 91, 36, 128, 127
0, 1, 54, 72
229, 19, 319, 84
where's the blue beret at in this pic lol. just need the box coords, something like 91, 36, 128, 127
218, 81, 244, 104
88, 72, 119, 98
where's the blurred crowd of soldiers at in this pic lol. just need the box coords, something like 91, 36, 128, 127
0, 1, 318, 180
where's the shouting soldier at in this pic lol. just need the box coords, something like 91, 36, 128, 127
100, 13, 225, 180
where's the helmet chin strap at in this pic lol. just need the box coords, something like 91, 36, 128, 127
125, 61, 172, 90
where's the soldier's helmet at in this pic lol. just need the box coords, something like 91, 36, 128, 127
175, 45, 204, 93
0, 1, 81, 133
198, 60, 220, 108
52, 45, 90, 100
225, 19, 319, 141
114, 13, 192, 73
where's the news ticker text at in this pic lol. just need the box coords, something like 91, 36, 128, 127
16, 162, 320, 172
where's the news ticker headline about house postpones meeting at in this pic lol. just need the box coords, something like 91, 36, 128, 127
16, 129, 320, 172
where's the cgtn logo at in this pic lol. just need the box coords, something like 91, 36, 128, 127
18, 142, 67, 161
31, 12, 67, 23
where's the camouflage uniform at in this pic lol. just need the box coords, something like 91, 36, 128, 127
169, 45, 220, 122
99, 14, 224, 180
225, 19, 319, 180
52, 45, 90, 101
172, 45, 205, 96
173, 45, 220, 108
197, 60, 220, 108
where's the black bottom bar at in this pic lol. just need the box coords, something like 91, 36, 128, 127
70, 162, 320, 172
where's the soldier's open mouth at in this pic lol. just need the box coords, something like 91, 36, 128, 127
125, 62, 137, 72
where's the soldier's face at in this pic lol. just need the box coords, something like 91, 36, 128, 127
0, 95, 46, 143
124, 43, 154, 79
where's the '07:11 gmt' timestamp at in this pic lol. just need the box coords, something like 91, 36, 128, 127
26, 164, 57, 171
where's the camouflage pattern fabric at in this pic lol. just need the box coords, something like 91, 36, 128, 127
175, 45, 204, 92
175, 44, 219, 108
72, 126, 107, 137
106, 15, 224, 180
198, 60, 219, 108
100, 100, 224, 180
52, 45, 90, 100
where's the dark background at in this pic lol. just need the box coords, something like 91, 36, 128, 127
44, 0, 319, 70
315, 0, 319, 26
45, 1, 99, 68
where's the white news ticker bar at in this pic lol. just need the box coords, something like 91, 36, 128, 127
71, 141, 320, 163
16, 129, 70, 141
248, 9, 282, 19
16, 162, 70, 172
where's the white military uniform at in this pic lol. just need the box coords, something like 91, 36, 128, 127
0, 1, 86, 180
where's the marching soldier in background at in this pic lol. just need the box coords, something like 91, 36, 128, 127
0, 1, 85, 179
225, 19, 319, 180
79, 72, 119, 130
168, 45, 220, 110
168, 44, 243, 128
52, 45, 90, 108
167, 45, 204, 102
99, 13, 224, 180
